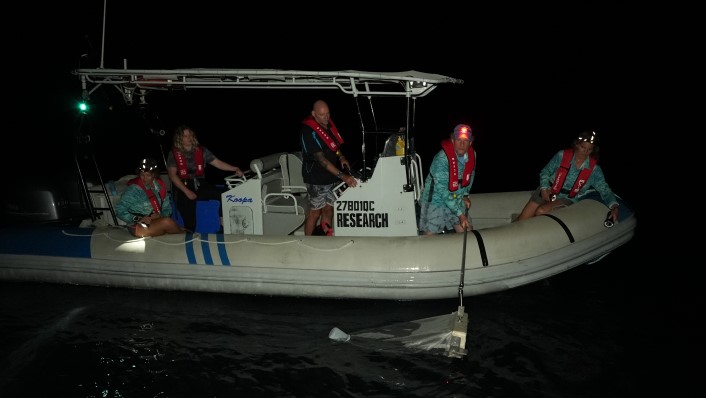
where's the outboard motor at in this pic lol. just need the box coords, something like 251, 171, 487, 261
1, 176, 88, 226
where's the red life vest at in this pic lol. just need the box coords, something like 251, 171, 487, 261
441, 139, 475, 192
128, 177, 167, 215
550, 149, 597, 198
172, 146, 205, 179
302, 115, 344, 152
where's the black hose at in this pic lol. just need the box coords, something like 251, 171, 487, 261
458, 206, 470, 307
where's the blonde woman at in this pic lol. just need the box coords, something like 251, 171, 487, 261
166, 125, 244, 231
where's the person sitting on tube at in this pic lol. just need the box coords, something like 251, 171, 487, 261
516, 130, 620, 224
116, 158, 185, 237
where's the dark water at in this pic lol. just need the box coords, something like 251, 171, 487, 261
1, 232, 698, 398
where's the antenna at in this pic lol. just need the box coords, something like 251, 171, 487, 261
100, 0, 107, 68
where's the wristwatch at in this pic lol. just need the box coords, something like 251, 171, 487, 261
336, 171, 344, 179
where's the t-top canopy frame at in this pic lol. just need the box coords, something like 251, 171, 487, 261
74, 68, 464, 105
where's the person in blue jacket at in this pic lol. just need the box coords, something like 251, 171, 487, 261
418, 124, 476, 235
516, 130, 620, 223
116, 158, 184, 237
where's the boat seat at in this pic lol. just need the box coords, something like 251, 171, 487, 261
259, 152, 308, 234
250, 152, 286, 176
279, 152, 308, 194
248, 152, 288, 209
246, 152, 308, 235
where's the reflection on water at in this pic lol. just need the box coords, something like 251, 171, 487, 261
0, 248, 693, 397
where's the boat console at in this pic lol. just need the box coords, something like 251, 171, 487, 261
221, 144, 424, 237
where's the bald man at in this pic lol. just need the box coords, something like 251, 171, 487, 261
299, 100, 357, 236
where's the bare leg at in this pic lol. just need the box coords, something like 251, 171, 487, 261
320, 205, 334, 235
516, 201, 540, 221
137, 218, 185, 237
534, 201, 568, 216
305, 208, 322, 236
160, 218, 185, 234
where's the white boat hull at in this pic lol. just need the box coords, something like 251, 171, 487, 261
2, 69, 635, 300
0, 194, 636, 300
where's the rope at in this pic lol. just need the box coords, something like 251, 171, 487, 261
61, 228, 356, 251
457, 206, 470, 308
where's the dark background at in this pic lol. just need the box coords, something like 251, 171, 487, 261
10, 2, 647, 200
4, 1, 699, 387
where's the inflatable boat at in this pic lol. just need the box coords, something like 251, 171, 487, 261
0, 69, 636, 300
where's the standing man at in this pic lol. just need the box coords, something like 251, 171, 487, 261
299, 100, 358, 236
418, 124, 476, 235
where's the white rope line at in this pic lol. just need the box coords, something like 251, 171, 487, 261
61, 229, 356, 251
195, 237, 356, 251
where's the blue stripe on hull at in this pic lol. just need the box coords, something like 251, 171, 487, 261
185, 232, 197, 264
201, 236, 213, 265
183, 232, 231, 266
217, 234, 230, 266
0, 227, 92, 257
1, 228, 236, 266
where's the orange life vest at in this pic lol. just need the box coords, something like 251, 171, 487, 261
302, 115, 344, 152
441, 139, 474, 192
550, 149, 597, 198
172, 146, 205, 179
127, 177, 167, 215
